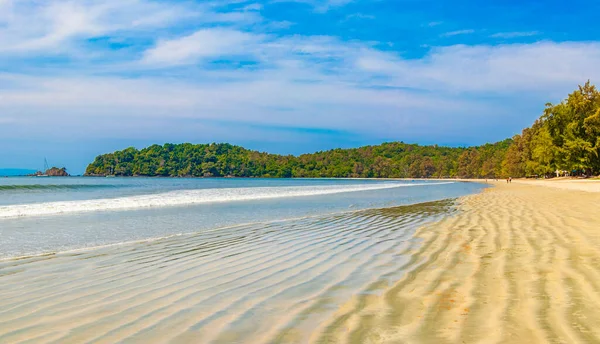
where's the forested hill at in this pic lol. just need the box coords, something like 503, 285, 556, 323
85, 140, 512, 179
85, 82, 600, 179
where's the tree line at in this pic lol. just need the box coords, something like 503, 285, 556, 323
502, 81, 600, 177
84, 141, 512, 179
85, 83, 600, 179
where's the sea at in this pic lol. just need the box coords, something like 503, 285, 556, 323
0, 177, 485, 343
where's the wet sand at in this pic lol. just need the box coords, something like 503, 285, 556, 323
0, 200, 454, 344
2, 181, 599, 343
315, 181, 600, 343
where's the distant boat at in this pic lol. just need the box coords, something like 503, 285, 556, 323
37, 158, 50, 177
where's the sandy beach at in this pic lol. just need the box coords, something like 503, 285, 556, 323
315, 180, 600, 343
513, 178, 600, 193
1, 180, 599, 343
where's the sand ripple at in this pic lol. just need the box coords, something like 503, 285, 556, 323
5, 182, 597, 343
0, 200, 453, 344
314, 182, 600, 344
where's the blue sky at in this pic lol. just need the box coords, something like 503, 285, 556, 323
1, 0, 600, 174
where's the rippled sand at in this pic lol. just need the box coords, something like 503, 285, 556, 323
3, 182, 600, 344
0, 201, 453, 343
316, 181, 600, 343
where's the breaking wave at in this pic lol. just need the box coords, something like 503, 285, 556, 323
0, 182, 454, 218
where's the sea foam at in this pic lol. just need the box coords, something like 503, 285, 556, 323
0, 182, 454, 218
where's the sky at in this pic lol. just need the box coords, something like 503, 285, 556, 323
1, 0, 600, 174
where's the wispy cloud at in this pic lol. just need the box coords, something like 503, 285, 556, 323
242, 3, 263, 11
267, 20, 295, 29
276, 0, 353, 13
316, 0, 353, 12
440, 29, 475, 37
0, 0, 258, 55
426, 21, 443, 27
4, 39, 600, 141
142, 29, 264, 66
490, 31, 540, 38
344, 13, 375, 21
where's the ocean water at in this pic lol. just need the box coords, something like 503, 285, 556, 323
0, 177, 485, 343
0, 177, 484, 259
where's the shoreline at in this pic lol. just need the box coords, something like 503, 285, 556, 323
2, 180, 600, 342
0, 195, 459, 343
0, 180, 461, 220
314, 180, 600, 343
0, 187, 476, 262
5, 174, 600, 188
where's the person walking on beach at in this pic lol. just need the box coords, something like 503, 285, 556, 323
509, 177, 512, 183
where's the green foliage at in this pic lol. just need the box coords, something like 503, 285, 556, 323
503, 81, 600, 176
85, 141, 511, 179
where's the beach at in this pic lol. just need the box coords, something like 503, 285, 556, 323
3, 0, 599, 342
513, 178, 600, 193
316, 180, 600, 343
1, 179, 599, 343
0, 179, 479, 343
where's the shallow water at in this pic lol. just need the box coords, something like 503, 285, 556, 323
0, 200, 459, 344
0, 178, 484, 258
0, 178, 484, 343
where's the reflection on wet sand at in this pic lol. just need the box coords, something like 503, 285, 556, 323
0, 200, 454, 344
315, 183, 600, 344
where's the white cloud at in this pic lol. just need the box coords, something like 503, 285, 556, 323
0, 0, 185, 53
315, 0, 352, 13
275, 0, 352, 13
354, 42, 600, 93
440, 29, 475, 37
0, 0, 258, 55
490, 31, 540, 39
426, 21, 443, 27
18, 2, 104, 50
267, 20, 295, 29
344, 13, 375, 21
242, 3, 263, 11
0, 71, 482, 145
3, 40, 600, 145
142, 29, 263, 66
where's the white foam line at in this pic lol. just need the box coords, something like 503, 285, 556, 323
0, 182, 455, 219
0, 188, 459, 261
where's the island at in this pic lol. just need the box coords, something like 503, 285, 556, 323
30, 167, 70, 177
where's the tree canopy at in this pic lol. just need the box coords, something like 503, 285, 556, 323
85, 141, 512, 179
502, 81, 600, 177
